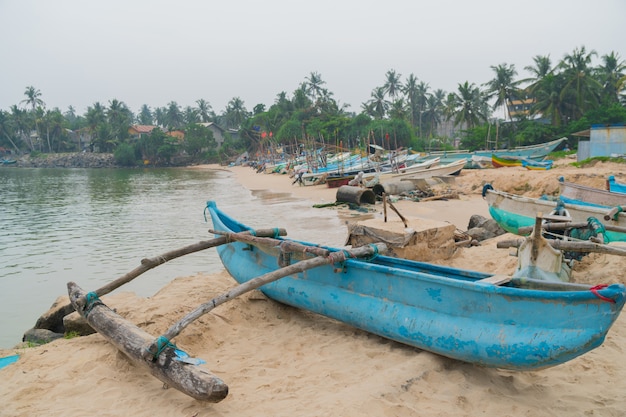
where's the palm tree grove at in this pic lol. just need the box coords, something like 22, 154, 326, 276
1, 46, 625, 167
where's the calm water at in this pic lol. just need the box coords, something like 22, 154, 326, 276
0, 167, 346, 349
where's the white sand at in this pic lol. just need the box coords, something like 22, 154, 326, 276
1, 160, 626, 416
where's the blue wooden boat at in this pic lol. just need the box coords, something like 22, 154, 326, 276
607, 175, 626, 194
206, 201, 625, 370
558, 177, 626, 208
482, 184, 626, 242
522, 158, 553, 170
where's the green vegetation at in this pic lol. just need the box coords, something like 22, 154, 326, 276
1, 46, 625, 166
572, 156, 626, 168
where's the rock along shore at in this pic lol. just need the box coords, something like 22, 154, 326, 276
8, 152, 117, 168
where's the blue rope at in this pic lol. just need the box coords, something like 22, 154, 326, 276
273, 227, 280, 238
365, 244, 379, 261
84, 292, 100, 317
148, 336, 177, 361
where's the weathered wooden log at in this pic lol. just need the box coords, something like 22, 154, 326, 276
36, 229, 287, 331
497, 238, 626, 256
335, 185, 376, 205
67, 282, 229, 402
144, 243, 388, 360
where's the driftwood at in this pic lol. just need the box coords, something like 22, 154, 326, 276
67, 282, 229, 402
36, 229, 287, 331
144, 242, 387, 360
419, 192, 459, 202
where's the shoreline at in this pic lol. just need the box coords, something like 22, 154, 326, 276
2, 160, 626, 416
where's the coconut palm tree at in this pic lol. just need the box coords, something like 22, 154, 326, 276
415, 81, 430, 138
154, 107, 166, 128
21, 86, 44, 111
223, 97, 248, 129
558, 46, 601, 120
85, 102, 107, 152
531, 73, 567, 126
0, 110, 22, 154
483, 63, 521, 121
183, 106, 200, 124
165, 101, 184, 130
137, 104, 153, 125
596, 51, 626, 105
523, 55, 554, 94
388, 98, 407, 120
306, 72, 326, 101
196, 99, 214, 122
383, 69, 403, 100
403, 73, 419, 128
453, 81, 488, 130
366, 87, 389, 119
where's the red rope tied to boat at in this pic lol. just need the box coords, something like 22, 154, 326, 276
590, 284, 616, 303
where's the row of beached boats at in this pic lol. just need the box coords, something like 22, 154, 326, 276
261, 136, 567, 187
30, 137, 625, 402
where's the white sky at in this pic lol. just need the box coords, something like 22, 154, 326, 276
1, 0, 624, 116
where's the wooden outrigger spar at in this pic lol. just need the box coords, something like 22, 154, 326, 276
66, 230, 386, 402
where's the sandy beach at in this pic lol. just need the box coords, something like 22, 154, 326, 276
1, 160, 626, 417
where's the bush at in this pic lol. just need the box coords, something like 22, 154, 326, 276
114, 143, 138, 166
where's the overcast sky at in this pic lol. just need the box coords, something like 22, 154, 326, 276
1, 0, 624, 116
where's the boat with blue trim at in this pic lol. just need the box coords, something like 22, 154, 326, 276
206, 200, 625, 370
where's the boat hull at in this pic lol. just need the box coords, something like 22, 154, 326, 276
416, 137, 566, 167
483, 186, 626, 242
207, 201, 625, 370
559, 178, 626, 208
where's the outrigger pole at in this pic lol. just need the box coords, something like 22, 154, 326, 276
67, 229, 386, 402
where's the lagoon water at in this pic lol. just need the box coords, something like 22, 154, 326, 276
0, 167, 345, 349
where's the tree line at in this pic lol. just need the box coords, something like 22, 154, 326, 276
1, 45, 625, 166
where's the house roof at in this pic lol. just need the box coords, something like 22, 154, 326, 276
571, 129, 590, 137
130, 125, 157, 134
198, 122, 224, 132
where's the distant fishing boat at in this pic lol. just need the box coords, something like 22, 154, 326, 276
482, 184, 626, 242
522, 159, 553, 170
492, 154, 524, 168
415, 137, 566, 167
558, 177, 626, 208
